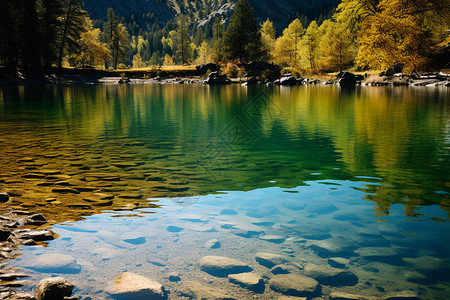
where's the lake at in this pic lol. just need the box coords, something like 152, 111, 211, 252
0, 84, 449, 299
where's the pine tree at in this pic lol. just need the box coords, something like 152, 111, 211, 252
212, 17, 225, 62
57, 0, 87, 68
177, 15, 191, 65
37, 0, 64, 68
223, 0, 263, 62
111, 23, 130, 69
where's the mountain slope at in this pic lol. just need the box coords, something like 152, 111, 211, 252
83, 0, 339, 30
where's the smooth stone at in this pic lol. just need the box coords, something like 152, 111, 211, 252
355, 247, 401, 263
23, 213, 47, 226
25, 254, 81, 273
109, 272, 166, 300
166, 225, 184, 233
228, 272, 264, 292
199, 256, 252, 277
328, 257, 349, 269
205, 239, 221, 249
271, 264, 299, 275
0, 192, 10, 203
278, 297, 307, 300
329, 291, 377, 300
269, 274, 320, 297
231, 224, 265, 238
179, 281, 237, 300
123, 237, 146, 245
307, 239, 355, 257
37, 277, 74, 300
382, 291, 420, 299
94, 193, 115, 200
402, 256, 446, 274
15, 229, 55, 241
260, 235, 285, 243
303, 263, 358, 286
255, 253, 288, 268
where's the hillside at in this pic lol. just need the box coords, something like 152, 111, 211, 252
83, 0, 339, 30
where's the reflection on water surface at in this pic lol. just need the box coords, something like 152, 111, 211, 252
0, 84, 449, 299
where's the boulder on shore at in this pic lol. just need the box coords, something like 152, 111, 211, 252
203, 72, 231, 85
36, 277, 74, 300
279, 74, 299, 86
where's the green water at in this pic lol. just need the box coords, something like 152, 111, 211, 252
0, 84, 449, 299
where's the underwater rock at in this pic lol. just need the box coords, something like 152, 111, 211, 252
307, 239, 355, 257
25, 254, 81, 273
328, 257, 349, 269
255, 253, 288, 268
329, 291, 377, 300
382, 291, 420, 299
228, 272, 264, 292
271, 264, 299, 275
260, 235, 285, 243
355, 247, 402, 264
231, 224, 264, 238
179, 281, 237, 300
303, 263, 358, 286
278, 297, 307, 300
402, 256, 446, 274
205, 239, 221, 249
109, 272, 166, 300
51, 188, 80, 194
199, 256, 252, 277
269, 274, 320, 297
168, 273, 181, 282
36, 277, 74, 300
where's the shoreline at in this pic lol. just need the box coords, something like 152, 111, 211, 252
0, 71, 449, 87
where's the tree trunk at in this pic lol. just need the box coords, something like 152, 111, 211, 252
58, 0, 73, 68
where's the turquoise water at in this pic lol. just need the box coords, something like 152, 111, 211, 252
0, 84, 449, 299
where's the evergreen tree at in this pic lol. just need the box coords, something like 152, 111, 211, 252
37, 0, 64, 68
223, 0, 263, 62
57, 0, 87, 68
212, 17, 225, 62
177, 15, 191, 64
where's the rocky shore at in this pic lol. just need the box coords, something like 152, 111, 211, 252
0, 70, 448, 87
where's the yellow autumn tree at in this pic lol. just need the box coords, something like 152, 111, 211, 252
318, 20, 355, 72
261, 19, 276, 61
299, 21, 319, 70
338, 0, 450, 72
163, 54, 174, 66
73, 16, 111, 68
132, 53, 145, 68
274, 18, 304, 67
197, 41, 210, 64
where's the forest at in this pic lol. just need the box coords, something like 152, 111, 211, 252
0, 0, 449, 74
